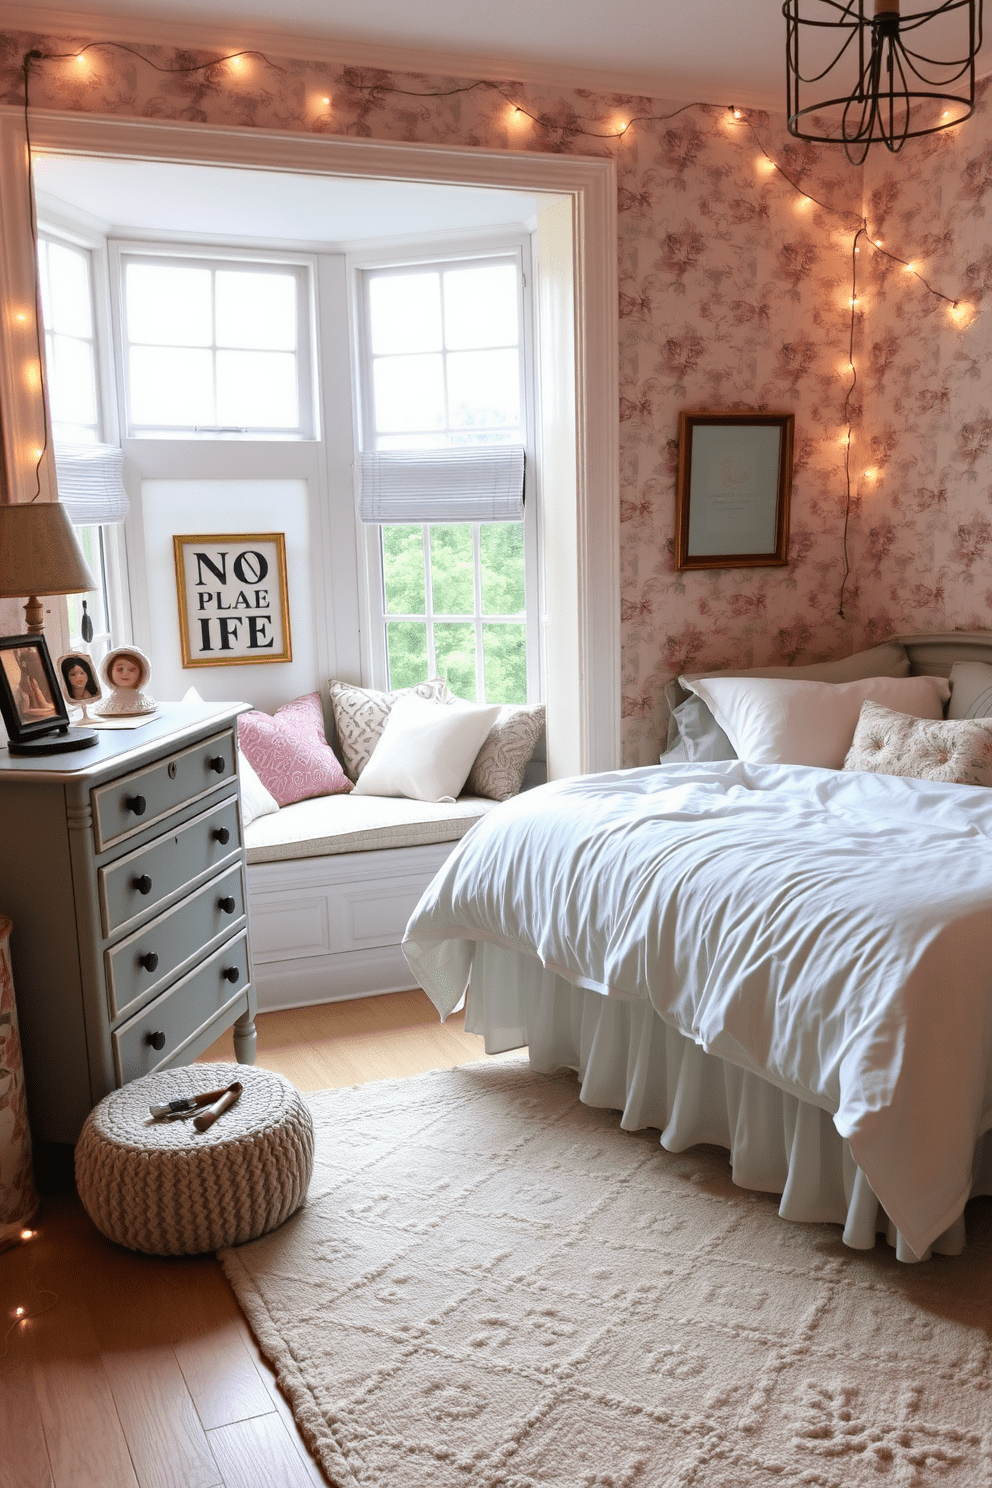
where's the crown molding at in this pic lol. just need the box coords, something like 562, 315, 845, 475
1, 3, 785, 111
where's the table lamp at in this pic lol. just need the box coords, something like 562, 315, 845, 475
0, 501, 96, 635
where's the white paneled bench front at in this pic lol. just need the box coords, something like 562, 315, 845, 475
244, 794, 499, 1010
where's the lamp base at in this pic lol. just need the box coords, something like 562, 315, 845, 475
7, 728, 98, 756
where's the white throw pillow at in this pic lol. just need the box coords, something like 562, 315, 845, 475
238, 749, 280, 827
682, 674, 950, 769
353, 694, 502, 802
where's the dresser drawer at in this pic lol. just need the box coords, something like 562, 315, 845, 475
92, 729, 237, 851
113, 931, 250, 1085
105, 863, 247, 1021
99, 797, 241, 938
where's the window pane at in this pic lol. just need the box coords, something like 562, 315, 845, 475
47, 242, 93, 338
369, 273, 442, 355
435, 622, 476, 701
430, 525, 474, 614
127, 263, 212, 346
447, 349, 520, 429
377, 433, 449, 451
443, 264, 518, 350
216, 271, 296, 350
483, 623, 527, 704
373, 354, 445, 432
216, 350, 298, 427
480, 523, 525, 614
51, 336, 98, 428
129, 345, 214, 426
382, 525, 426, 615
386, 621, 428, 689
66, 526, 109, 651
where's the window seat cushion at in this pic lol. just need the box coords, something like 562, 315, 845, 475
243, 792, 499, 864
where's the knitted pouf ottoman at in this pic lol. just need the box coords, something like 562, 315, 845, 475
75, 1062, 314, 1255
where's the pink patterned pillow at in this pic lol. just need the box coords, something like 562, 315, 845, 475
237, 693, 352, 807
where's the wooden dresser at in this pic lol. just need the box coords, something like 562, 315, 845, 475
0, 701, 256, 1146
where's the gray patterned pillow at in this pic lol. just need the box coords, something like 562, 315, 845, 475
465, 704, 546, 801
843, 700, 992, 786
328, 677, 449, 781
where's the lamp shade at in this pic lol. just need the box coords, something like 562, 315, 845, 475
0, 503, 96, 633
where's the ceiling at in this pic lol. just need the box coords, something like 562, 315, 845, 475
0, 1, 837, 107
32, 155, 541, 249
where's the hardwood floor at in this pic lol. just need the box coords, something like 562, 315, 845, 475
0, 990, 500, 1488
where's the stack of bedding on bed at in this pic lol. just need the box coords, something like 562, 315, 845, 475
403, 639, 992, 1261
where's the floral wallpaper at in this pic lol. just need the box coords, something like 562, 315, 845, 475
1, 24, 975, 764
853, 80, 992, 651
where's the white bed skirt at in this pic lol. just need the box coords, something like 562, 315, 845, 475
464, 942, 992, 1262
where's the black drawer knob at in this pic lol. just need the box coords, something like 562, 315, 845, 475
219, 896, 236, 915
145, 1030, 166, 1051
126, 794, 147, 816
209, 755, 226, 774
134, 874, 153, 895
212, 827, 231, 845
139, 951, 159, 973
222, 965, 240, 984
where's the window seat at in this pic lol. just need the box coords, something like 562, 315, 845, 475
243, 792, 498, 864
243, 793, 500, 1011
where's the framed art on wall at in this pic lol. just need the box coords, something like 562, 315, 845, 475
675, 411, 795, 570
173, 533, 293, 668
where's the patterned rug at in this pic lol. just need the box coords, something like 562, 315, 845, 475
219, 1058, 992, 1488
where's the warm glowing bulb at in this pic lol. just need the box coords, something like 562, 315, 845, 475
854, 247, 860, 254
733, 109, 742, 120
20, 1229, 34, 1240
943, 110, 951, 118
757, 156, 776, 175
230, 55, 243, 68
15, 312, 27, 322
905, 262, 915, 273
15, 1307, 25, 1317
864, 467, 878, 480
33, 447, 43, 459
75, 53, 86, 66
875, 239, 882, 247
850, 297, 859, 307
321, 96, 330, 105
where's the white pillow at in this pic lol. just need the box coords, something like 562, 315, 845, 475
682, 674, 950, 769
238, 748, 280, 827
353, 694, 502, 802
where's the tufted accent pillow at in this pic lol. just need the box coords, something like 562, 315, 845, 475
329, 676, 449, 781
465, 703, 546, 801
237, 693, 352, 807
843, 700, 992, 786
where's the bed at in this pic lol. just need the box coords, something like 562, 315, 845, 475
403, 632, 992, 1263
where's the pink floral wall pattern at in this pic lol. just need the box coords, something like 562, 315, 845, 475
0, 25, 986, 764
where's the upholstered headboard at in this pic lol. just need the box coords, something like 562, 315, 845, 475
895, 631, 992, 677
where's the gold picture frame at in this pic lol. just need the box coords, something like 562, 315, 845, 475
675, 411, 795, 570
173, 533, 293, 667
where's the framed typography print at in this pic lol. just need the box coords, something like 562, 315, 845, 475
675, 412, 794, 570
173, 533, 293, 667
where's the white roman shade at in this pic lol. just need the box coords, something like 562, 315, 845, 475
357, 445, 525, 524
54, 442, 129, 525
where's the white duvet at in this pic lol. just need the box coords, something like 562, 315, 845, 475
403, 761, 992, 1259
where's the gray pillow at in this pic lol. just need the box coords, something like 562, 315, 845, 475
668, 695, 737, 762
948, 661, 992, 720
672, 640, 911, 710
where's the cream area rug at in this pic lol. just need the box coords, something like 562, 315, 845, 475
219, 1058, 992, 1488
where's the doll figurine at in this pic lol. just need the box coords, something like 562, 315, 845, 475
98, 646, 156, 716
57, 651, 102, 721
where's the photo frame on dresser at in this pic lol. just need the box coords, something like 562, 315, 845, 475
675, 411, 794, 570
0, 634, 75, 749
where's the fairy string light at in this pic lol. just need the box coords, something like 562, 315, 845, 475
15, 47, 975, 616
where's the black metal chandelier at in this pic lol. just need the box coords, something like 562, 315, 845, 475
784, 0, 984, 162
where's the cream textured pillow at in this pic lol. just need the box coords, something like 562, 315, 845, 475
329, 676, 449, 781
466, 703, 545, 801
843, 701, 992, 785
353, 694, 502, 802
683, 674, 950, 769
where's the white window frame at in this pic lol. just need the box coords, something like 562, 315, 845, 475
351, 234, 541, 703
35, 211, 133, 660
0, 113, 619, 778
110, 241, 319, 441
